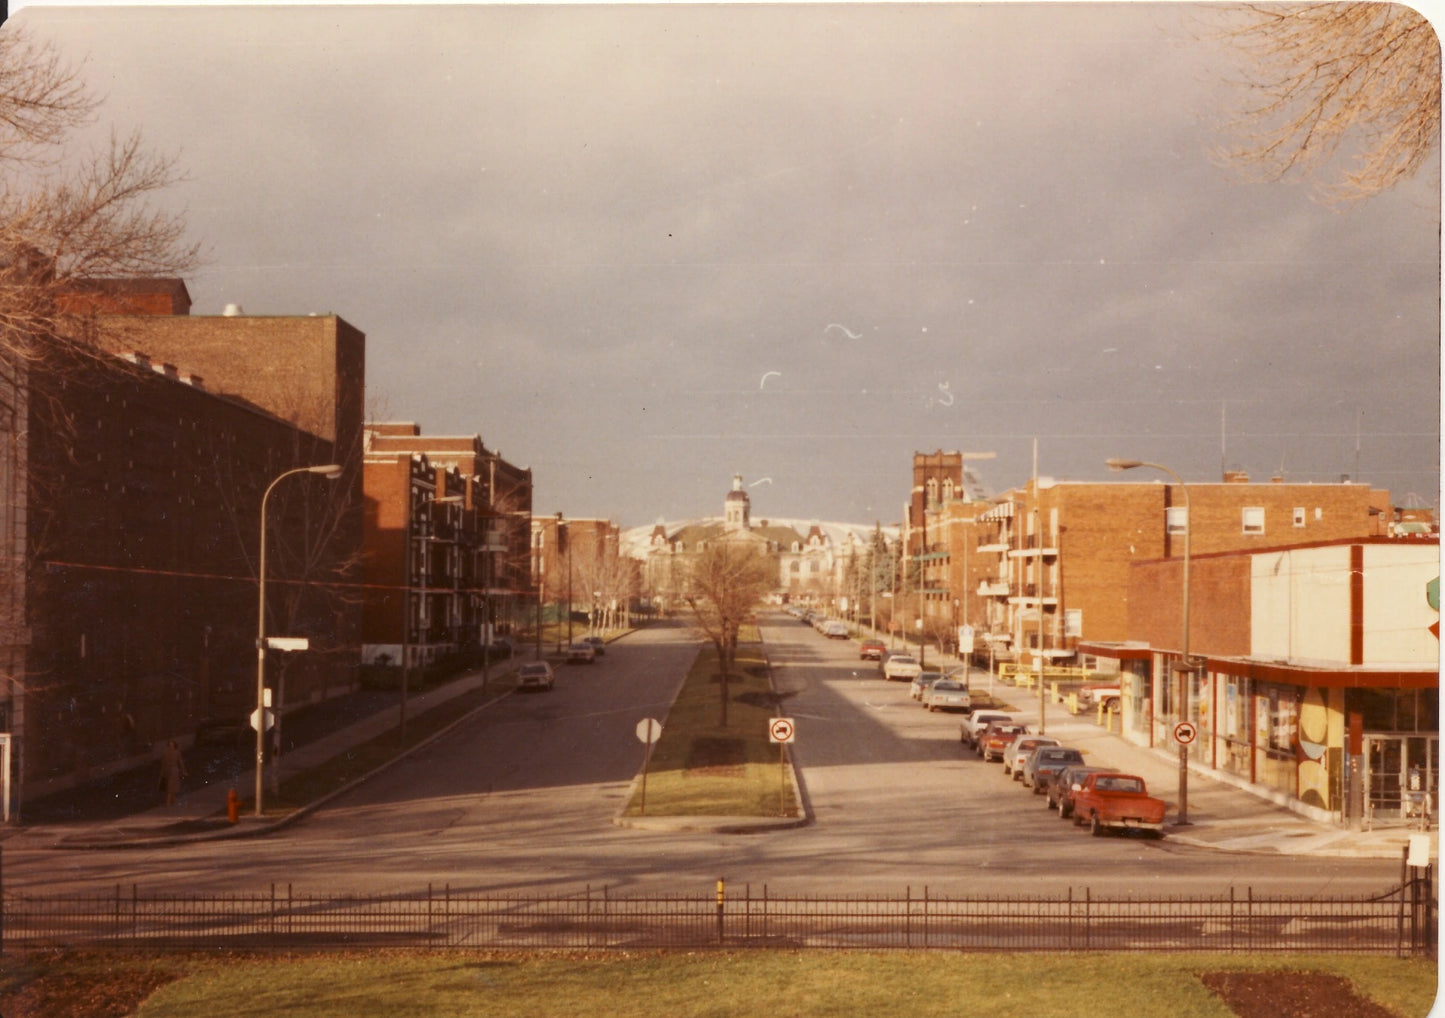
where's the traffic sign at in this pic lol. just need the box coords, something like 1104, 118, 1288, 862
265, 636, 310, 652
1173, 721, 1198, 745
768, 717, 795, 744
635, 718, 663, 745
249, 708, 274, 732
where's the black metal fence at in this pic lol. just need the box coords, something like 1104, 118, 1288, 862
3, 875, 1434, 956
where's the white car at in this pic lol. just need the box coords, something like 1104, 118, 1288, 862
566, 641, 596, 663
1003, 736, 1061, 778
882, 654, 923, 682
924, 679, 972, 712
517, 661, 555, 691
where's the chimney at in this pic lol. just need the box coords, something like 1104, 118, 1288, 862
222, 303, 244, 316
1223, 470, 1250, 484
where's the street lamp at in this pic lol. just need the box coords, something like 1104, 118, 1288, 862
1107, 457, 1193, 825
255, 463, 342, 817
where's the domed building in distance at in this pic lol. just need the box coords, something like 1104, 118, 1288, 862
624, 474, 893, 612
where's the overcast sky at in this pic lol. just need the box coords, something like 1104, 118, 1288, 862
9, 2, 1441, 526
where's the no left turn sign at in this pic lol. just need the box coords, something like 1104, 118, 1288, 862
769, 717, 796, 744
1173, 721, 1198, 745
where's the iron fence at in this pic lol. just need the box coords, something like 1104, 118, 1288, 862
3, 877, 1434, 956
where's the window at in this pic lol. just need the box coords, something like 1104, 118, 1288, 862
1242, 507, 1265, 535
1293, 507, 1306, 528
1165, 506, 1187, 535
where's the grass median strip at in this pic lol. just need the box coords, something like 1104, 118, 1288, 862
622, 640, 798, 818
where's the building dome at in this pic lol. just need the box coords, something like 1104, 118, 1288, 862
724, 474, 751, 529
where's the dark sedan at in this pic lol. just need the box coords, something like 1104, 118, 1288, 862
1046, 764, 1114, 817
1022, 746, 1086, 793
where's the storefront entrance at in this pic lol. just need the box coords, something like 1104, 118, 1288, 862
1362, 733, 1438, 828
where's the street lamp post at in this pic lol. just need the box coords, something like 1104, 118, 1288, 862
1107, 457, 1193, 825
255, 463, 342, 818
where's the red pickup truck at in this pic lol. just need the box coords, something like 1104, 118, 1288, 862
1069, 772, 1167, 838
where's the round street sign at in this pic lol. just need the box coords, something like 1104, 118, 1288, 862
769, 717, 796, 744
635, 718, 663, 745
1173, 721, 1198, 745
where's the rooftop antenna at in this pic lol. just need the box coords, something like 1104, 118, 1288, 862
1220, 401, 1227, 479
1354, 408, 1362, 482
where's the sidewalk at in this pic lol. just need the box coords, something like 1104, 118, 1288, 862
12, 655, 533, 851
917, 638, 1436, 862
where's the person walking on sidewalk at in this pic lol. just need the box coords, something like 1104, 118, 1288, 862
159, 740, 187, 806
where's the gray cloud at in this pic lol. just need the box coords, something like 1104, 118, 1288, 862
12, 2, 1438, 521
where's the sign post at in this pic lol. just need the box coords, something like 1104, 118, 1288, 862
635, 718, 662, 814
769, 718, 795, 816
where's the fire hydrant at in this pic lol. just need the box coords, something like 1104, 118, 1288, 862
226, 787, 241, 825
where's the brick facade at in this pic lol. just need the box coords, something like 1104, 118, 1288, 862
16, 339, 362, 800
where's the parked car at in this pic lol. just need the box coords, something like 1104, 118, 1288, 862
1022, 746, 1086, 792
978, 722, 1030, 762
1071, 772, 1168, 837
1047, 765, 1113, 817
858, 638, 887, 660
910, 671, 944, 700
960, 712, 1013, 749
582, 635, 606, 655
924, 679, 971, 712
517, 661, 556, 691
565, 641, 596, 664
1003, 736, 1060, 778
823, 620, 850, 639
484, 635, 516, 659
882, 654, 923, 682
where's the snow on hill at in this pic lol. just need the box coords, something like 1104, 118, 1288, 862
620, 518, 898, 558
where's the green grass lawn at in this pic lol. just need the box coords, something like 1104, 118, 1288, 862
5, 950, 1432, 1018
622, 640, 798, 818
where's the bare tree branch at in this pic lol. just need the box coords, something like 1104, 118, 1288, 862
1206, 2, 1441, 205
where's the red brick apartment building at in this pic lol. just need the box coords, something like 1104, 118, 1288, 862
531, 515, 630, 630
925, 472, 1395, 664
2, 280, 365, 805
361, 424, 534, 669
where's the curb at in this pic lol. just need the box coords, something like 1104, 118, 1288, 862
611, 643, 812, 835
50, 683, 519, 851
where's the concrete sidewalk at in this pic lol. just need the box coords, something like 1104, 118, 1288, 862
19, 658, 527, 850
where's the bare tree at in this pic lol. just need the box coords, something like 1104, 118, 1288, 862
1, 27, 199, 352
1207, 3, 1440, 204
679, 539, 774, 727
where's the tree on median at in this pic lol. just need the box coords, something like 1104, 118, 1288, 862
679, 538, 774, 727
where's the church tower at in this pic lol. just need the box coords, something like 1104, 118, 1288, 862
724, 474, 751, 531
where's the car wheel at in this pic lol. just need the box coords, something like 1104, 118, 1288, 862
1060, 802, 1072, 819
1089, 813, 1104, 837
1031, 781, 1042, 795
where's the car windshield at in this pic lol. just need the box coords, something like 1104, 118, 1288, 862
933, 681, 964, 692
521, 664, 546, 674
892, 656, 917, 665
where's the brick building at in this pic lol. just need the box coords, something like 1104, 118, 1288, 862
6, 338, 361, 804
1, 280, 367, 805
1082, 536, 1438, 825
532, 515, 629, 633
935, 473, 1395, 665
361, 423, 534, 664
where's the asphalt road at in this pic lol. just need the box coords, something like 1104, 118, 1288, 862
12, 615, 1401, 898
